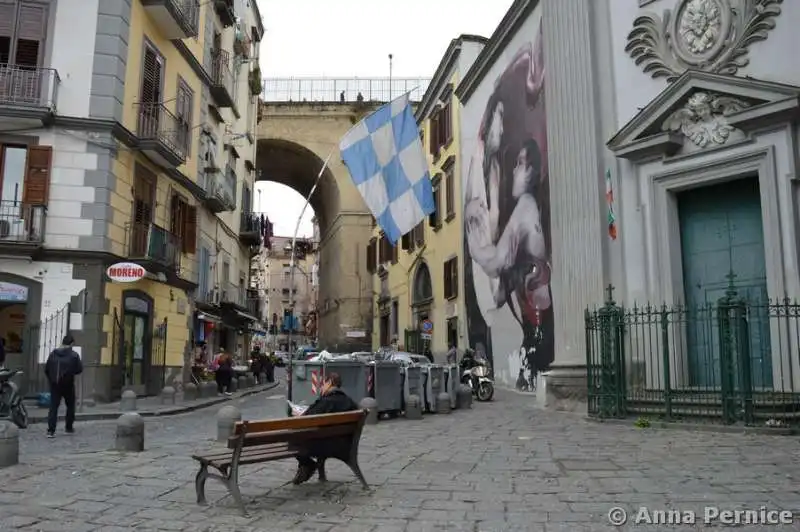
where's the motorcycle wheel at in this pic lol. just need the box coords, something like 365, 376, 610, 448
11, 400, 28, 429
476, 382, 494, 402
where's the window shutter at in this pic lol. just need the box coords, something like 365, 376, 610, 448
452, 259, 458, 298
366, 239, 377, 274
22, 145, 52, 205
184, 205, 197, 254
0, 3, 15, 39
141, 48, 162, 103
428, 116, 438, 155
391, 241, 398, 264
401, 233, 410, 251
444, 261, 451, 299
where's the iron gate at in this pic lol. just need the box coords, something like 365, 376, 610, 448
18, 302, 72, 398
147, 317, 168, 396
109, 307, 125, 400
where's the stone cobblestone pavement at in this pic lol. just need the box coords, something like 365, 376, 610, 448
2, 388, 800, 531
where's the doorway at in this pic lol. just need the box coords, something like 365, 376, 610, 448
121, 292, 153, 395
678, 176, 771, 388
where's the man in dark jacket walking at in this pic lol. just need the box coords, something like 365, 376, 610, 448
292, 372, 358, 484
44, 335, 83, 438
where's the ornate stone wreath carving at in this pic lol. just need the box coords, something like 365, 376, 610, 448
626, 0, 783, 81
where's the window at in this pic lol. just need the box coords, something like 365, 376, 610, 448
366, 237, 377, 274
413, 221, 425, 246
175, 77, 193, 156
444, 162, 455, 220
446, 317, 458, 349
428, 102, 453, 157
378, 232, 393, 264
169, 194, 197, 254
428, 174, 441, 229
0, 1, 48, 67
141, 42, 164, 103
443, 256, 458, 300
0, 144, 51, 207
401, 232, 413, 253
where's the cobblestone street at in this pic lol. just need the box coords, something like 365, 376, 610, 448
2, 386, 800, 531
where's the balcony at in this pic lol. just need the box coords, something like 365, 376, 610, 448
202, 166, 237, 213
221, 283, 245, 307
213, 0, 236, 27
239, 211, 262, 246
0, 64, 59, 125
209, 49, 235, 109
135, 102, 187, 169
0, 201, 46, 255
141, 0, 200, 39
126, 220, 181, 272
233, 28, 251, 58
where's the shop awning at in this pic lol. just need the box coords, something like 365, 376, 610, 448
197, 312, 223, 323
234, 309, 260, 322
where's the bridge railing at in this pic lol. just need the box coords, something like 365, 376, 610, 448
261, 77, 431, 103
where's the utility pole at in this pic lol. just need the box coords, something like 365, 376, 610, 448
388, 53, 393, 100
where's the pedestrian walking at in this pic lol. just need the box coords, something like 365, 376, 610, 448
214, 350, 234, 395
44, 335, 83, 438
446, 344, 457, 365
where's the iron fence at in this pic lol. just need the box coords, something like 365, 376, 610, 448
586, 284, 800, 427
0, 200, 46, 243
136, 102, 186, 160
262, 77, 431, 103
126, 220, 182, 271
210, 49, 233, 94
148, 317, 168, 396
0, 63, 60, 110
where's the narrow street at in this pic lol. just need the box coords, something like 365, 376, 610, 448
2, 384, 800, 531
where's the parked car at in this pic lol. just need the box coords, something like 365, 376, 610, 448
387, 352, 431, 367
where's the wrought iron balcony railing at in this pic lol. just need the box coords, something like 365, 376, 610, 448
203, 167, 236, 213
0, 200, 46, 245
127, 220, 181, 271
141, 0, 200, 39
221, 282, 245, 306
233, 27, 251, 58
261, 77, 431, 103
0, 63, 60, 111
136, 102, 186, 168
213, 0, 235, 27
209, 49, 234, 108
239, 211, 262, 245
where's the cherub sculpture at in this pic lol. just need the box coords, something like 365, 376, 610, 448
662, 91, 749, 148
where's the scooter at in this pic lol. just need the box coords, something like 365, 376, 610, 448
461, 359, 494, 402
0, 368, 28, 429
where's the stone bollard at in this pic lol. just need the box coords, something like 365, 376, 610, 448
202, 381, 217, 398
115, 413, 144, 452
228, 377, 238, 393
0, 421, 19, 468
237, 376, 248, 390
457, 385, 473, 409
183, 382, 198, 402
359, 397, 379, 425
405, 394, 423, 420
246, 374, 256, 388
216, 405, 242, 443
120, 390, 137, 412
436, 392, 452, 414
160, 386, 176, 405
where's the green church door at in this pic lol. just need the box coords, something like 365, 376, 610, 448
677, 176, 772, 389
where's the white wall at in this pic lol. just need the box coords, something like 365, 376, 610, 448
50, 0, 99, 118
609, 0, 800, 127
459, 5, 547, 388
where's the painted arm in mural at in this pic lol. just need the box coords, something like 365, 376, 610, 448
503, 27, 546, 107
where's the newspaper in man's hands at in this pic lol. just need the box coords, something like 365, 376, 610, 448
288, 401, 308, 417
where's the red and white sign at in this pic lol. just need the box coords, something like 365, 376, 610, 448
106, 262, 146, 283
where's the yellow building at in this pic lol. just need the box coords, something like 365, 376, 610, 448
369, 35, 487, 358
96, 0, 262, 399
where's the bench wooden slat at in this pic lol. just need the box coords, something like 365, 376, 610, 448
204, 447, 298, 468
233, 410, 364, 435
229, 424, 358, 449
192, 443, 290, 462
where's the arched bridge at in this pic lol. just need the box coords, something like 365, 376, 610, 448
256, 77, 430, 350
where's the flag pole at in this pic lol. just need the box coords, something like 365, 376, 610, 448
286, 150, 334, 416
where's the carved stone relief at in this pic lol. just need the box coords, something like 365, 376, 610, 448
661, 91, 750, 149
626, 0, 783, 81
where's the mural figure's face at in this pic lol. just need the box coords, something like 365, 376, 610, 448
487, 102, 504, 153
512, 146, 534, 198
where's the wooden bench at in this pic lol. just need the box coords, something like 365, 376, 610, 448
191, 409, 369, 516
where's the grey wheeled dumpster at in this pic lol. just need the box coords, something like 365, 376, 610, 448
372, 361, 403, 415
444, 365, 459, 409
290, 361, 326, 406
324, 360, 369, 404
425, 365, 445, 413
402, 366, 424, 411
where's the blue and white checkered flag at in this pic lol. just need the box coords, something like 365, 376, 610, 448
339, 94, 435, 244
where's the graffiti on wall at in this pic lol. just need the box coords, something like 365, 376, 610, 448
462, 20, 554, 389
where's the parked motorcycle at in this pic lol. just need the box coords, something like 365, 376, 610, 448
460, 358, 494, 402
0, 368, 28, 429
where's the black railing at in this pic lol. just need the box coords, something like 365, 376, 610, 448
240, 211, 262, 234
127, 220, 181, 271
0, 63, 60, 110
170, 0, 200, 37
222, 282, 244, 306
587, 283, 800, 427
213, 0, 235, 27
136, 102, 186, 160
262, 77, 430, 103
0, 200, 46, 244
210, 49, 233, 96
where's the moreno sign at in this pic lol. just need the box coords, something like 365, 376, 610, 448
106, 262, 147, 283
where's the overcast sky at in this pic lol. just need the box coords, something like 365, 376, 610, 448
253, 0, 512, 237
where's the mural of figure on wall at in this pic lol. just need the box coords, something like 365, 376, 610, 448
462, 21, 554, 390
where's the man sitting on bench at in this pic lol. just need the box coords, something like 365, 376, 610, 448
293, 372, 359, 484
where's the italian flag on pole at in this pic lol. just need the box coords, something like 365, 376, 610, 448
606, 169, 617, 240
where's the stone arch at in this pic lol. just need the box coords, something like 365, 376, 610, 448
256, 102, 383, 350
412, 261, 433, 305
